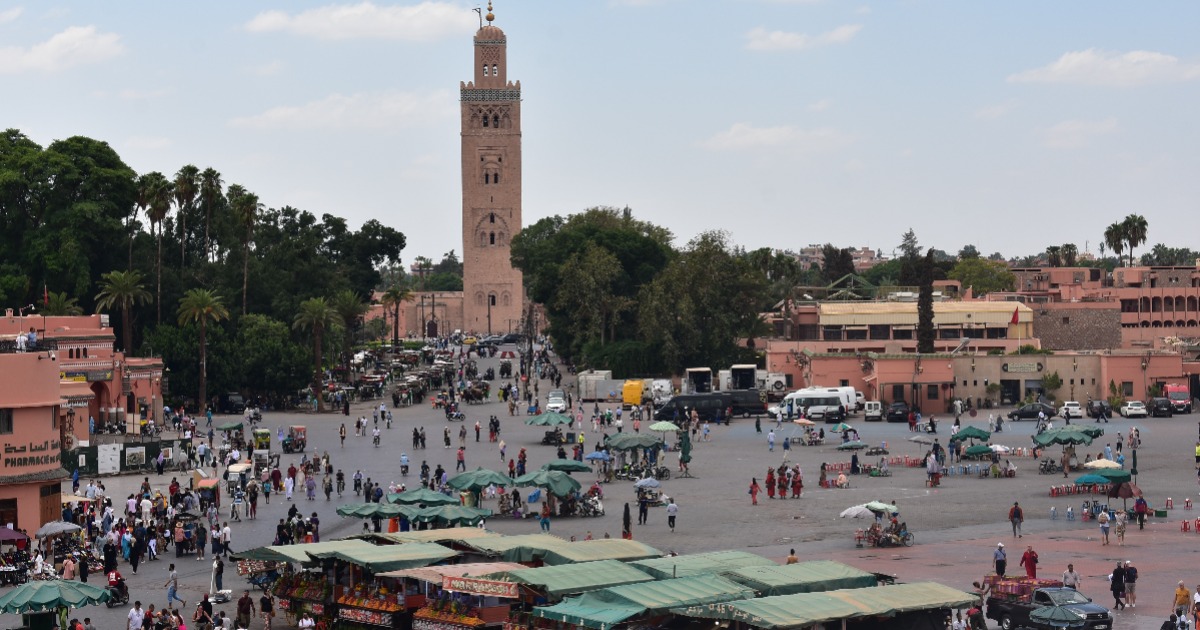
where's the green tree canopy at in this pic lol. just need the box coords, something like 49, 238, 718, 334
948, 258, 1015, 296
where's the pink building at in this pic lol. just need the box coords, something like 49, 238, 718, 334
0, 350, 66, 534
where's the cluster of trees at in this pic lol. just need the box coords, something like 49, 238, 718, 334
1103, 214, 1149, 268
0, 129, 409, 407
511, 208, 763, 376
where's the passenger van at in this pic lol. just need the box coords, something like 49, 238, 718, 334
654, 393, 732, 422
863, 401, 883, 421
783, 390, 846, 423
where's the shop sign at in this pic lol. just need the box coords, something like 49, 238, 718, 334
1002, 362, 1041, 373
442, 576, 519, 598
3, 440, 62, 468
59, 370, 113, 383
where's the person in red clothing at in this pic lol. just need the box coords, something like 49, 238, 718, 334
106, 568, 128, 599
765, 468, 776, 499
1019, 545, 1038, 578
748, 478, 760, 505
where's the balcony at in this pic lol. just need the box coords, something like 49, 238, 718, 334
0, 339, 59, 354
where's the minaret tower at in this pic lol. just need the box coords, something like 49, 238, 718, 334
460, 2, 523, 335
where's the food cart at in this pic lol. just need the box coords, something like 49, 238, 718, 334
283, 425, 308, 453
195, 478, 221, 510
226, 463, 253, 492
253, 428, 272, 452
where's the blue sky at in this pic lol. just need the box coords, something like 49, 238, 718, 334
4, 1, 1199, 263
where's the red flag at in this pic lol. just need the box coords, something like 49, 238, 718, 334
43, 283, 49, 307
1010, 307, 1019, 325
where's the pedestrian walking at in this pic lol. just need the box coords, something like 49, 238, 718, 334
767, 430, 775, 452
259, 592, 275, 630
235, 591, 255, 630
993, 543, 1007, 577
1019, 545, 1038, 579
749, 478, 760, 505
1008, 502, 1024, 538
1097, 510, 1111, 545
1061, 563, 1081, 590
164, 564, 187, 610
1123, 560, 1137, 607
666, 499, 678, 532
1172, 581, 1190, 619
127, 601, 145, 630
1109, 561, 1126, 610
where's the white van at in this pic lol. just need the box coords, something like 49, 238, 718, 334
863, 401, 883, 422
806, 387, 857, 415
784, 390, 847, 422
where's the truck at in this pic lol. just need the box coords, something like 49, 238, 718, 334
684, 367, 713, 394
985, 580, 1111, 630
759, 371, 789, 401
622, 379, 650, 408
1164, 383, 1192, 414
577, 370, 625, 404
651, 379, 674, 405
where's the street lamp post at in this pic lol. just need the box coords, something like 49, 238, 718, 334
487, 295, 493, 336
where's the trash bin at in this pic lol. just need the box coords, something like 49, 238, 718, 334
566, 432, 576, 444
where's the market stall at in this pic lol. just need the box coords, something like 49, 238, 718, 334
483, 560, 654, 603
0, 527, 31, 586
530, 574, 755, 630
462, 535, 660, 567
628, 550, 774, 580
341, 562, 526, 630
722, 561, 879, 597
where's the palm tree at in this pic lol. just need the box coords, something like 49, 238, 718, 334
1045, 245, 1062, 268
95, 270, 152, 353
129, 173, 153, 271
140, 172, 173, 323
177, 289, 230, 414
293, 297, 337, 411
43, 291, 83, 316
1061, 243, 1079, 267
380, 284, 413, 348
200, 167, 224, 262
1122, 214, 1148, 267
227, 184, 259, 315
173, 165, 200, 265
331, 290, 369, 374
1104, 223, 1125, 268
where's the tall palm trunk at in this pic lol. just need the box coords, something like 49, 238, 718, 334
156, 227, 163, 324
122, 305, 133, 354
179, 210, 187, 266
312, 330, 325, 411
206, 213, 212, 265
198, 320, 208, 413
242, 243, 250, 316
393, 303, 400, 347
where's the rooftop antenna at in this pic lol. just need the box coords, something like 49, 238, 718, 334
473, 6, 483, 28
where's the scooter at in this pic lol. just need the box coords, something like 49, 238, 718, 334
373, 434, 381, 447
105, 579, 130, 608
400, 455, 410, 476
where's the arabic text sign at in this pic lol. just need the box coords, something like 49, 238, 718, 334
3, 440, 62, 468
442, 576, 519, 598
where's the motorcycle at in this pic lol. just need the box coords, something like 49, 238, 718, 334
923, 420, 938, 434
579, 495, 605, 517
400, 456, 410, 476
105, 579, 130, 608
373, 434, 381, 447
445, 408, 466, 422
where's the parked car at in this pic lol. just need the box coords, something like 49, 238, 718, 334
1007, 402, 1057, 421
219, 392, 246, 415
1148, 397, 1173, 418
1086, 400, 1112, 419
1060, 401, 1084, 419
863, 401, 883, 422
500, 333, 524, 344
885, 402, 910, 423
1119, 400, 1148, 418
986, 586, 1111, 630
546, 396, 567, 414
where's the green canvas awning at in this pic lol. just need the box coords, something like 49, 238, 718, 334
535, 574, 755, 630
486, 560, 654, 597
231, 539, 376, 565
670, 582, 978, 629
216, 421, 243, 432
465, 534, 571, 563
368, 529, 501, 545
630, 550, 774, 580
724, 561, 877, 596
540, 539, 662, 565
312, 541, 459, 573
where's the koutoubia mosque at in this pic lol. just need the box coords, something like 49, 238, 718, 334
378, 3, 526, 338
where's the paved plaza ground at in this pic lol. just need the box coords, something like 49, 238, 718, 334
17, 343, 1200, 629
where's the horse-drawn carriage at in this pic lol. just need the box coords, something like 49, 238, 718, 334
461, 382, 490, 404
499, 360, 513, 379
282, 425, 307, 453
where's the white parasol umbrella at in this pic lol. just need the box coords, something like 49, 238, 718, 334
1083, 459, 1121, 469
792, 418, 815, 426
908, 435, 935, 445
990, 445, 1012, 453
35, 521, 81, 538
839, 505, 874, 519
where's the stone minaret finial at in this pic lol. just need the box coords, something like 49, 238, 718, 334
486, 2, 494, 24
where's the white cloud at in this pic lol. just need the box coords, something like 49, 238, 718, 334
974, 99, 1017, 120
0, 25, 123, 74
700, 122, 852, 152
245, 60, 285, 76
245, 2, 475, 41
808, 98, 833, 112
1009, 48, 1200, 87
1043, 117, 1117, 149
746, 24, 861, 52
124, 135, 172, 150
230, 90, 451, 131
0, 7, 22, 24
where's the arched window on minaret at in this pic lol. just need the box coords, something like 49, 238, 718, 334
492, 115, 500, 128
489, 213, 495, 224
492, 64, 498, 77
482, 116, 489, 128
494, 173, 500, 184
489, 232, 496, 245
479, 232, 487, 247
483, 173, 490, 184
482, 64, 489, 76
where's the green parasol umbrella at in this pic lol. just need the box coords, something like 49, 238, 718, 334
0, 580, 111, 613
1029, 605, 1085, 627
524, 412, 574, 426
1076, 426, 1104, 438
864, 501, 898, 514
336, 503, 415, 519
605, 433, 662, 451
955, 426, 991, 441
964, 444, 993, 457
1096, 468, 1131, 484
836, 440, 867, 451
514, 469, 582, 496
648, 421, 680, 433
830, 423, 854, 433
215, 421, 243, 432
542, 460, 591, 473
448, 467, 512, 492
1074, 473, 1109, 485
679, 429, 692, 465
413, 505, 492, 527
387, 488, 461, 506
1032, 429, 1093, 448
